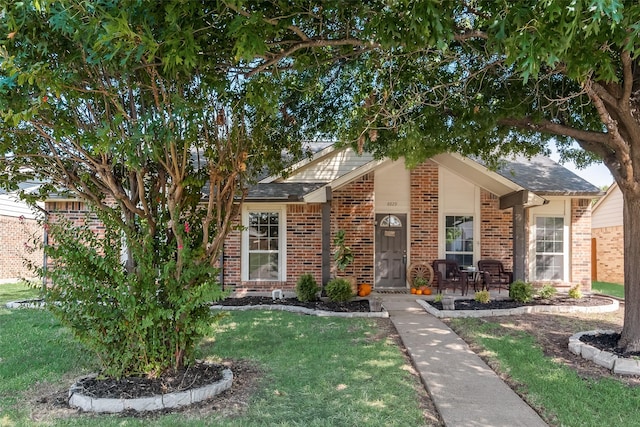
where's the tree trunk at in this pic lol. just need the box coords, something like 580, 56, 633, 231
619, 189, 640, 352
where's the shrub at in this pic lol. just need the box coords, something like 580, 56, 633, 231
568, 285, 583, 299
434, 293, 444, 303
538, 284, 558, 299
296, 274, 319, 302
326, 278, 354, 302
474, 290, 491, 304
509, 280, 534, 303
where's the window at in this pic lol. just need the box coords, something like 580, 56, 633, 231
246, 211, 281, 280
380, 214, 402, 228
445, 215, 474, 268
535, 216, 564, 280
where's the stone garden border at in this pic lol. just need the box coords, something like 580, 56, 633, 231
68, 368, 233, 413
210, 303, 389, 318
568, 331, 640, 376
416, 296, 619, 319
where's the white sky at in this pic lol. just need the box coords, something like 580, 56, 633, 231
548, 144, 614, 189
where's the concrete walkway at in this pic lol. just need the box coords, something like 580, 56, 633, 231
379, 293, 548, 427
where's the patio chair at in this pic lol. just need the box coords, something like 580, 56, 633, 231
477, 259, 513, 293
432, 259, 469, 295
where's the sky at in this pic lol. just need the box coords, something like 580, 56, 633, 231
548, 145, 614, 189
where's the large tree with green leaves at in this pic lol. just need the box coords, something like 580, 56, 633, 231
224, 1, 640, 351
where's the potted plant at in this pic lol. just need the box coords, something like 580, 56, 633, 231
414, 277, 432, 295
333, 230, 357, 295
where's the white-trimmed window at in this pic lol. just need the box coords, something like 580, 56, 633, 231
444, 215, 474, 268
534, 216, 564, 280
243, 207, 285, 281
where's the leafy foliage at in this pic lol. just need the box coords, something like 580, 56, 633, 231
325, 278, 354, 302
474, 290, 491, 304
295, 274, 319, 302
509, 280, 535, 303
333, 230, 354, 272
568, 285, 583, 300
537, 284, 558, 300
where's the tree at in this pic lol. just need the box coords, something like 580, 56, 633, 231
0, 0, 309, 377
223, 1, 640, 351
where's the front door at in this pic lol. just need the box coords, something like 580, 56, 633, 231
375, 214, 407, 288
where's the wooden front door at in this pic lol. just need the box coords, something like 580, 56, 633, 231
375, 214, 407, 288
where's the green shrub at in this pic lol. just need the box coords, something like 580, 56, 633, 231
434, 293, 443, 303
296, 274, 319, 302
474, 290, 491, 304
509, 280, 534, 303
326, 278, 354, 302
538, 284, 558, 299
568, 285, 583, 299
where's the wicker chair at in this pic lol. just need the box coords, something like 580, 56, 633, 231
477, 259, 513, 293
432, 259, 469, 295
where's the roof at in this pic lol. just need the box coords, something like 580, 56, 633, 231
246, 182, 327, 202
492, 155, 602, 196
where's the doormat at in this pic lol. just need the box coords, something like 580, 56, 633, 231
374, 289, 410, 294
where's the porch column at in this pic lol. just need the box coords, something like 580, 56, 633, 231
500, 190, 546, 282
512, 204, 526, 282
322, 186, 332, 287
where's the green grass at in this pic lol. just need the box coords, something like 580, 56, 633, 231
0, 283, 428, 426
0, 281, 41, 305
450, 318, 640, 427
592, 281, 624, 299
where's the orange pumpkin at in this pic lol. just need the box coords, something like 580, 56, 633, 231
415, 289, 423, 295
358, 283, 372, 297
422, 288, 432, 295
410, 288, 417, 294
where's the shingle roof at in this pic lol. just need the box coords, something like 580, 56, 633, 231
492, 155, 602, 195
245, 182, 327, 201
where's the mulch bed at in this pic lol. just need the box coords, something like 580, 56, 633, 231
428, 295, 612, 311
217, 296, 371, 312
76, 362, 225, 399
580, 332, 640, 359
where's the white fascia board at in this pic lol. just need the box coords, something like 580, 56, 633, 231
431, 153, 523, 197
303, 157, 389, 203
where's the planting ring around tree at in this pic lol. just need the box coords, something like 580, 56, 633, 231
408, 262, 434, 287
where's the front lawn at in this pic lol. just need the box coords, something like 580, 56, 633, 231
450, 315, 640, 427
0, 282, 433, 426
592, 281, 624, 299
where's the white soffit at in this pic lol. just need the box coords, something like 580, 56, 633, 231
432, 153, 522, 197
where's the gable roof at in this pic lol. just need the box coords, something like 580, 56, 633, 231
246, 146, 603, 203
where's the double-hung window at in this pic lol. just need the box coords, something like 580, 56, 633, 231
244, 209, 284, 281
444, 215, 474, 268
534, 216, 564, 280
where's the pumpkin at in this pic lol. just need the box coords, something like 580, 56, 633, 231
415, 289, 423, 295
358, 283, 372, 297
422, 288, 432, 296
410, 288, 417, 294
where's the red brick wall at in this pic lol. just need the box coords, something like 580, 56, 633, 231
0, 215, 43, 280
592, 225, 623, 284
222, 219, 242, 289
409, 161, 439, 263
479, 190, 513, 270
571, 198, 592, 290
331, 173, 375, 285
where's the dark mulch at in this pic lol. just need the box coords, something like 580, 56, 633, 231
217, 296, 371, 312
428, 295, 612, 311
75, 362, 225, 399
580, 332, 640, 359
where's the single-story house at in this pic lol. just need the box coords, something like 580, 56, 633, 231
591, 182, 623, 284
222, 146, 601, 292
0, 182, 44, 281
45, 146, 602, 292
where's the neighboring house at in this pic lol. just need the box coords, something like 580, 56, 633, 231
0, 182, 43, 281
591, 182, 623, 284
45, 146, 602, 292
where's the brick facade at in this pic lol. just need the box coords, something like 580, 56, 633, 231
479, 190, 513, 269
0, 215, 42, 280
570, 199, 593, 290
592, 225, 623, 284
331, 173, 375, 285
409, 161, 439, 263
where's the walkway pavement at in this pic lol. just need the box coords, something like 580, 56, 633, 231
379, 293, 548, 427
